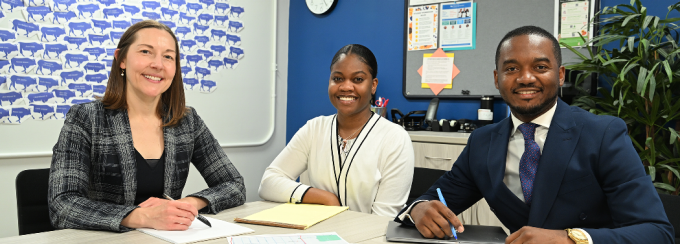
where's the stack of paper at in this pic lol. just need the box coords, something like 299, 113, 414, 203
234, 203, 349, 230
138, 216, 254, 244
229, 232, 349, 244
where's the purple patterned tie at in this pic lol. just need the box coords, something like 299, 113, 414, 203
518, 123, 540, 205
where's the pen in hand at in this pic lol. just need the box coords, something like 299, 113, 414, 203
436, 188, 457, 240
162, 193, 212, 228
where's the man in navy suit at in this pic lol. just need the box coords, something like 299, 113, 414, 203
395, 26, 674, 244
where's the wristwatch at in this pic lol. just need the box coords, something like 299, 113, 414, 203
566, 228, 588, 244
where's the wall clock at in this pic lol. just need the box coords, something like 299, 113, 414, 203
306, 0, 337, 15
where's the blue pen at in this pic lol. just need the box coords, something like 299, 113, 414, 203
436, 188, 458, 240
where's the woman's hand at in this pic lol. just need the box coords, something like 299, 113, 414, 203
302, 188, 341, 206
137, 197, 169, 208
176, 196, 209, 211
121, 199, 199, 230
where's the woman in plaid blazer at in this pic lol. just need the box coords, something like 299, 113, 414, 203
48, 20, 245, 232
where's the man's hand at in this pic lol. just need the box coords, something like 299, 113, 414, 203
410, 200, 464, 239
506, 226, 574, 244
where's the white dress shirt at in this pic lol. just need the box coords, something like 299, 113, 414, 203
504, 102, 556, 201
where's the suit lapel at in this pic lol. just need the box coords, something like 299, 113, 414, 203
109, 108, 137, 205
488, 118, 511, 192
528, 99, 582, 227
488, 118, 530, 222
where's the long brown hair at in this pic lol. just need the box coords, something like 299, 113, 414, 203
101, 20, 186, 127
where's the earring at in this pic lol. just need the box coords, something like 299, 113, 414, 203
121, 69, 125, 77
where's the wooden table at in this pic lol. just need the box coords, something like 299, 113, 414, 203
0, 201, 394, 244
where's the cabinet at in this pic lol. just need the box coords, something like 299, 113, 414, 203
408, 131, 509, 234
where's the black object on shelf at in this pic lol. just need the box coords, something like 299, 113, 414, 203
480, 96, 494, 112
424, 98, 440, 131
392, 109, 427, 131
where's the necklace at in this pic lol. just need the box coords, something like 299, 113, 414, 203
340, 127, 362, 155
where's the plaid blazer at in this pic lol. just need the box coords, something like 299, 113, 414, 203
48, 101, 245, 232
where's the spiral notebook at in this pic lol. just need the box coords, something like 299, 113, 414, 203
234, 203, 349, 230
138, 216, 254, 244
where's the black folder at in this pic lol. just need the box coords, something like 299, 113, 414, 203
386, 221, 507, 244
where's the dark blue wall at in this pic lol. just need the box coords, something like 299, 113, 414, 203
286, 0, 679, 142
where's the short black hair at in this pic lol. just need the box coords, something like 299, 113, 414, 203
495, 25, 562, 69
330, 44, 378, 78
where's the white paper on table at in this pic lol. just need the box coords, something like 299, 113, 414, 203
229, 232, 350, 244
137, 216, 254, 244
421, 57, 454, 84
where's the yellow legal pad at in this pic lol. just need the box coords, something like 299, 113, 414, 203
234, 203, 349, 230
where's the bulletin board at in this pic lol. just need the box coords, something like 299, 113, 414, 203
403, 0, 597, 99
0, 0, 276, 158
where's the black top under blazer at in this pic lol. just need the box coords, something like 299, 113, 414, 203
48, 101, 246, 232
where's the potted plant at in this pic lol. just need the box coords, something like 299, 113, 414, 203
562, 0, 680, 195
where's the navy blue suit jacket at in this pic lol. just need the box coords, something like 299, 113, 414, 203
397, 99, 674, 244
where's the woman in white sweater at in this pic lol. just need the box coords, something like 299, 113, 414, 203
259, 44, 414, 217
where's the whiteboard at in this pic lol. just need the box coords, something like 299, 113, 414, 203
0, 0, 276, 158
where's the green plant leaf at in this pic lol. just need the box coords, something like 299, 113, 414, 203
658, 165, 680, 181
631, 136, 645, 151
648, 165, 656, 180
618, 2, 639, 13
627, 36, 635, 52
648, 73, 657, 101
622, 14, 641, 26
594, 35, 629, 47
602, 59, 628, 67
657, 45, 670, 58
647, 137, 657, 165
644, 62, 660, 92
663, 60, 673, 84
642, 63, 660, 101
654, 182, 677, 192
560, 42, 589, 60
620, 62, 639, 81
643, 16, 659, 31
649, 76, 658, 101
658, 17, 680, 23
670, 128, 680, 145
636, 66, 648, 93
668, 48, 680, 57
653, 16, 660, 29
657, 158, 680, 165
639, 39, 650, 54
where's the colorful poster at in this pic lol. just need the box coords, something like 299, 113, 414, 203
407, 4, 438, 51
439, 1, 475, 51
555, 0, 595, 47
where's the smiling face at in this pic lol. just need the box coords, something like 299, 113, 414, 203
328, 53, 378, 118
117, 28, 177, 102
494, 34, 565, 122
